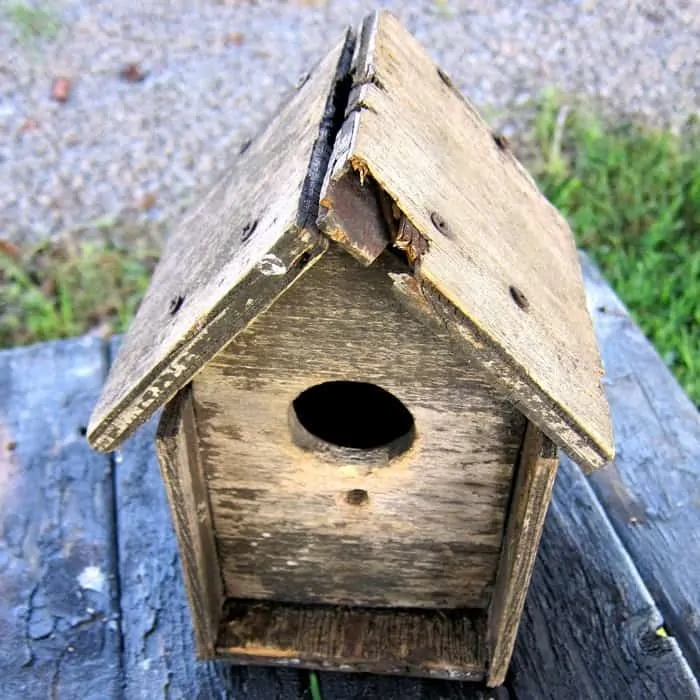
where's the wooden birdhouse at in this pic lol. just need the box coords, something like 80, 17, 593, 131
88, 11, 614, 687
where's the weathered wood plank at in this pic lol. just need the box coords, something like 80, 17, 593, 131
0, 338, 121, 699
487, 425, 558, 686
510, 454, 700, 699
218, 600, 487, 681
580, 253, 700, 679
156, 386, 223, 657
322, 10, 613, 471
88, 31, 356, 453
193, 248, 525, 610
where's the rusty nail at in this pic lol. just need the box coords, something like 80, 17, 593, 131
509, 285, 529, 311
430, 211, 450, 236
169, 295, 185, 315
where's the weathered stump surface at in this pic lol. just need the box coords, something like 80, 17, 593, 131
0, 338, 121, 700
0, 257, 698, 699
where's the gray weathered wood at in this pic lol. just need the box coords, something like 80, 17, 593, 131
156, 386, 223, 658
487, 425, 558, 686
510, 454, 699, 698
117, 411, 308, 699
580, 253, 700, 679
0, 338, 121, 700
317, 671, 498, 699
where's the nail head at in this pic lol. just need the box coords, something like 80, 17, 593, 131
509, 285, 529, 310
430, 211, 450, 235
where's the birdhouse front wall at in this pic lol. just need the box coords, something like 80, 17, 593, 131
189, 247, 527, 611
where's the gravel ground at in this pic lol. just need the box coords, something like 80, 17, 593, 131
1, 0, 699, 244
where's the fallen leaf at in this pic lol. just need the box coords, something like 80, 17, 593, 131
0, 240, 21, 261
138, 192, 157, 210
225, 31, 245, 46
40, 277, 57, 297
18, 118, 39, 135
120, 63, 147, 83
51, 77, 72, 103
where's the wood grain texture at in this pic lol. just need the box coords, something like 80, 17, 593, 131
323, 10, 613, 472
0, 338, 121, 700
218, 600, 487, 681
156, 386, 223, 657
580, 253, 700, 679
193, 247, 526, 609
88, 31, 356, 453
511, 454, 700, 699
487, 424, 558, 687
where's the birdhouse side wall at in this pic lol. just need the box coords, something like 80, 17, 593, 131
155, 386, 223, 658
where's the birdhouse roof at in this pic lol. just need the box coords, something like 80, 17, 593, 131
88, 12, 613, 472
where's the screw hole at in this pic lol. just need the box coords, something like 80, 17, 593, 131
345, 489, 369, 506
509, 285, 529, 311
168, 295, 185, 316
430, 211, 450, 236
295, 72, 310, 89
78, 426, 87, 437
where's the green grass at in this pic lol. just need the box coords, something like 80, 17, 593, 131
1, 96, 698, 404
529, 90, 699, 404
5, 1, 59, 42
0, 227, 158, 347
308, 670, 322, 700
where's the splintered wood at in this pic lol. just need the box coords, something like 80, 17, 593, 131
320, 11, 613, 472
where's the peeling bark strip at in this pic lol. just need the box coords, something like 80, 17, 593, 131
0, 338, 121, 700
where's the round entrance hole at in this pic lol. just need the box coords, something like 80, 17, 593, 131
289, 381, 415, 462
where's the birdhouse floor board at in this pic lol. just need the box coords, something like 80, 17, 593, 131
192, 248, 526, 609
216, 600, 487, 681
